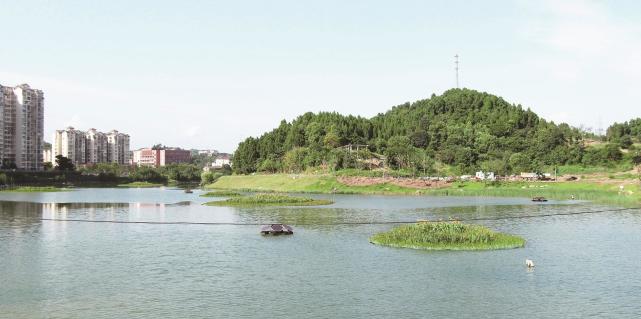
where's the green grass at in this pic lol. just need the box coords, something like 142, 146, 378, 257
200, 190, 242, 197
0, 186, 68, 192
117, 181, 164, 188
208, 174, 421, 194
204, 193, 333, 207
370, 222, 526, 251
423, 181, 641, 206
207, 174, 641, 206
552, 163, 634, 175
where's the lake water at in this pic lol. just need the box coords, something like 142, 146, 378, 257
1, 187, 640, 318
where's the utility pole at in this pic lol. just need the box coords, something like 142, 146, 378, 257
454, 54, 460, 89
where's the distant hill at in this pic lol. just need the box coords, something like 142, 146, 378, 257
233, 88, 627, 175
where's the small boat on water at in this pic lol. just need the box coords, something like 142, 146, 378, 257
261, 224, 294, 235
184, 189, 193, 194
532, 196, 548, 202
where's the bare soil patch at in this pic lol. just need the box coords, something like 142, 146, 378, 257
337, 176, 451, 189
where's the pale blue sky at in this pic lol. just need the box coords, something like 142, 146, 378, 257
1, 0, 640, 151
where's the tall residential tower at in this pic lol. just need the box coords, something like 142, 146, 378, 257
0, 84, 44, 170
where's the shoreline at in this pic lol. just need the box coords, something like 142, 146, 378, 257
207, 174, 641, 206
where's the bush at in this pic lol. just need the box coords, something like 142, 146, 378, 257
201, 171, 223, 185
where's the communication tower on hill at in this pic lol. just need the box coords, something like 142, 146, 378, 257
454, 54, 460, 88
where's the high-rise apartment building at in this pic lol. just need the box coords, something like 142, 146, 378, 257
53, 127, 86, 165
53, 128, 130, 166
85, 128, 108, 164
0, 84, 44, 170
106, 130, 130, 164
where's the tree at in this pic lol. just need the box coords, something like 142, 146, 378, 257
130, 166, 166, 182
1, 159, 17, 170
323, 128, 341, 148
385, 136, 412, 169
201, 171, 223, 185
632, 151, 641, 184
54, 155, 75, 171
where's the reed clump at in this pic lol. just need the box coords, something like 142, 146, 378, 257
370, 221, 525, 250
204, 193, 333, 207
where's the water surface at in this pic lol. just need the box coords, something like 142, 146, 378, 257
1, 188, 640, 318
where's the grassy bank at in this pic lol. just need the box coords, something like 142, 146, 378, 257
0, 186, 68, 192
207, 174, 641, 206
208, 174, 421, 194
200, 190, 242, 197
117, 181, 164, 188
204, 193, 333, 207
423, 181, 641, 206
370, 222, 526, 251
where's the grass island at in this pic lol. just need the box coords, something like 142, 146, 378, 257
370, 221, 526, 251
204, 193, 333, 207
200, 190, 242, 197
117, 181, 164, 188
0, 186, 68, 192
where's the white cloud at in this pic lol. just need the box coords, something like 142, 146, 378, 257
516, 0, 641, 128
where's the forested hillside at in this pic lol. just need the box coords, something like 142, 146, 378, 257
232, 89, 630, 175
606, 118, 641, 147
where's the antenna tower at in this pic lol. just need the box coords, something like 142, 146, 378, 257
454, 54, 460, 89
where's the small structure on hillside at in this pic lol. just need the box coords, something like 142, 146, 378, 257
475, 171, 496, 181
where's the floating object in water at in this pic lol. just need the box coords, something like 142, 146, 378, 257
261, 224, 294, 235
531, 196, 547, 202
526, 259, 535, 268
184, 189, 193, 194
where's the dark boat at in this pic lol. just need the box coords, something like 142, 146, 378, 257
532, 196, 548, 202
184, 189, 193, 194
260, 224, 294, 235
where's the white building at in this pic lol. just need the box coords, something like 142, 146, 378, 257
53, 127, 86, 165
106, 130, 130, 164
43, 148, 52, 164
475, 171, 496, 181
198, 149, 219, 156
0, 84, 44, 170
211, 154, 231, 168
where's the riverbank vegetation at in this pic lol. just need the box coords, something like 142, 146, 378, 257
204, 193, 333, 207
0, 186, 68, 192
370, 222, 525, 250
200, 190, 242, 197
207, 174, 641, 206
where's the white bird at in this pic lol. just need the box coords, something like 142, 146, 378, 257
525, 259, 535, 268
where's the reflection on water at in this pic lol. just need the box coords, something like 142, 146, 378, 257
1, 188, 641, 318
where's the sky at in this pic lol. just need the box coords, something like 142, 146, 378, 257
1, 0, 640, 152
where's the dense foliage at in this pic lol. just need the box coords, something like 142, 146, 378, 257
54, 155, 75, 171
606, 118, 641, 148
232, 89, 608, 175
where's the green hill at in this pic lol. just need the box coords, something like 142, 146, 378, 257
232, 88, 633, 175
